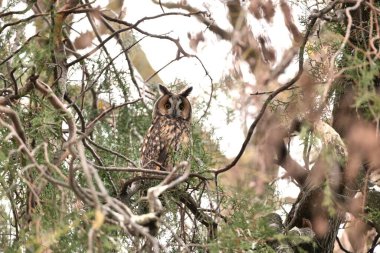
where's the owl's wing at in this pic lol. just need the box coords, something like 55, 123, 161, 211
141, 117, 191, 171
157, 146, 168, 168
141, 125, 169, 170
141, 141, 166, 170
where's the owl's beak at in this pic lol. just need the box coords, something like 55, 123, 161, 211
170, 109, 177, 118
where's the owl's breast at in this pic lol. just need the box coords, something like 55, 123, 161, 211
160, 117, 190, 148
141, 115, 191, 171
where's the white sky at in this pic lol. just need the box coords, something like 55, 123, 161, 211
2, 0, 299, 158
124, 1, 241, 158
123, 0, 299, 158
3, 1, 380, 251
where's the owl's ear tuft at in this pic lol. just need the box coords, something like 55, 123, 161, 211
158, 84, 171, 95
180, 86, 193, 97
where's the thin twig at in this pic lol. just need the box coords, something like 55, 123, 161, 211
368, 233, 380, 253
0, 13, 48, 33
0, 34, 40, 66
336, 236, 352, 253
213, 15, 318, 175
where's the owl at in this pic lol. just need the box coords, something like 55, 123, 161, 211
141, 84, 193, 171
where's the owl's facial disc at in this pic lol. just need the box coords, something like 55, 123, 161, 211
154, 87, 191, 121
162, 97, 185, 119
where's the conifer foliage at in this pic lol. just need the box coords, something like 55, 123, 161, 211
1, 0, 380, 252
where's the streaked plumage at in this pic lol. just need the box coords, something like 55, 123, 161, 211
141, 84, 192, 171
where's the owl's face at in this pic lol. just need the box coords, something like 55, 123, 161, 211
153, 84, 193, 121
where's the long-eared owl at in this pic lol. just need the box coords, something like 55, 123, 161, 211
141, 84, 193, 171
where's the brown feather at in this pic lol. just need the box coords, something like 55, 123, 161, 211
141, 85, 192, 172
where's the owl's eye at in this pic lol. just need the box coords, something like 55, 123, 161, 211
179, 103, 184, 110
165, 102, 171, 109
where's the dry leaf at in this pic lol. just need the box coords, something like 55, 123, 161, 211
74, 31, 95, 50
